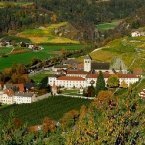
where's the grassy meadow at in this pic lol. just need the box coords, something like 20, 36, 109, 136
17, 22, 79, 44
96, 20, 121, 31
0, 96, 91, 125
30, 71, 53, 83
90, 36, 145, 70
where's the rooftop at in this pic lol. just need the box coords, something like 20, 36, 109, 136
57, 76, 85, 81
91, 62, 110, 70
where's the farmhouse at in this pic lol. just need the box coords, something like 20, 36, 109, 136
131, 30, 145, 37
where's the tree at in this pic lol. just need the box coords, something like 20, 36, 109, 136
107, 75, 119, 88
96, 71, 106, 95
87, 85, 96, 97
60, 109, 79, 130
120, 80, 128, 88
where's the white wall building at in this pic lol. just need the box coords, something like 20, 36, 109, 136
0, 91, 13, 104
131, 31, 141, 37
0, 91, 35, 105
13, 93, 35, 104
84, 55, 92, 72
48, 73, 139, 89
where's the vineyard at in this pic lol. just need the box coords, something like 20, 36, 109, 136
0, 96, 91, 125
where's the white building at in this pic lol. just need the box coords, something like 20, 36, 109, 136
131, 31, 141, 37
84, 55, 92, 72
0, 87, 36, 105
0, 90, 13, 105
48, 73, 139, 89
48, 55, 139, 89
131, 31, 145, 37
13, 92, 35, 104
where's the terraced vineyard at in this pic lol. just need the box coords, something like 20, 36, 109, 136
0, 96, 91, 125
90, 36, 145, 71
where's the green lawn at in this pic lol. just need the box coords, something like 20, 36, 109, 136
0, 96, 91, 125
30, 71, 53, 83
96, 20, 121, 31
0, 44, 84, 70
0, 47, 13, 55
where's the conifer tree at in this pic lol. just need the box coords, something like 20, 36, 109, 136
96, 71, 106, 95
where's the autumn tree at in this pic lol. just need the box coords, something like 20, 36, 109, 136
120, 80, 128, 88
107, 75, 119, 88
43, 117, 56, 133
60, 109, 79, 130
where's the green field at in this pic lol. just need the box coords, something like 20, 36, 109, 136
0, 44, 84, 70
96, 20, 121, 31
0, 47, 13, 55
0, 96, 91, 125
90, 36, 145, 71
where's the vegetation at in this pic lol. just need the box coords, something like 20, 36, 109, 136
107, 75, 120, 88
96, 20, 121, 31
17, 22, 80, 44
96, 71, 106, 95
0, 96, 91, 125
0, 43, 84, 70
90, 36, 145, 71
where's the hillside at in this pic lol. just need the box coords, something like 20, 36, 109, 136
0, 96, 91, 125
17, 22, 80, 44
64, 81, 145, 144
90, 35, 145, 71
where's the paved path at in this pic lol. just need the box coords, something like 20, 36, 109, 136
56, 94, 94, 100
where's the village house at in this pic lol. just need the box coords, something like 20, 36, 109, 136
0, 84, 36, 105
131, 30, 145, 37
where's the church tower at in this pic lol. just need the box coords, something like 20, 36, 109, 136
84, 55, 92, 72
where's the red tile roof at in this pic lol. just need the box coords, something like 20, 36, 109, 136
4, 89, 14, 96
14, 84, 25, 92
57, 76, 85, 81
67, 70, 88, 75
86, 73, 138, 79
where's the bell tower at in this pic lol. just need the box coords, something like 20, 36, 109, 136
84, 55, 92, 72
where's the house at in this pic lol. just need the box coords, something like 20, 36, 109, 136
14, 92, 36, 104
131, 30, 145, 37
52, 65, 68, 72
131, 31, 141, 37
0, 83, 36, 104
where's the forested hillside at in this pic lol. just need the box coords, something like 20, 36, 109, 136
1, 0, 145, 35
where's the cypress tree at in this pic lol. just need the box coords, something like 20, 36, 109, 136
96, 71, 106, 95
